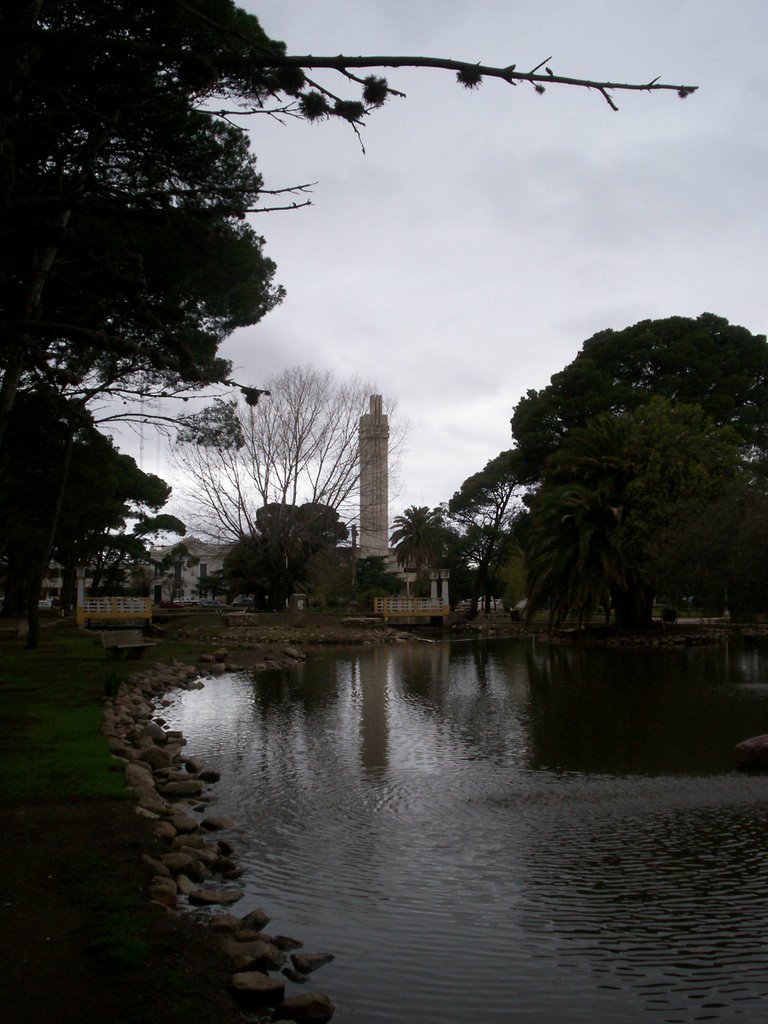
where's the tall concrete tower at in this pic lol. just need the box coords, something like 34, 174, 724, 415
358, 394, 389, 558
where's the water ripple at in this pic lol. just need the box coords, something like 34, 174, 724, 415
164, 643, 768, 1024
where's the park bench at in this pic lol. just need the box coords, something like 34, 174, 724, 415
101, 629, 157, 660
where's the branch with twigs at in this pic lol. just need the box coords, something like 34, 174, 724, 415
267, 53, 696, 114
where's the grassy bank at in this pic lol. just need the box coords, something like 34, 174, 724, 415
0, 615, 243, 1024
0, 616, 210, 802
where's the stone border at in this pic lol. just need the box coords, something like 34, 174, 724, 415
176, 625, 415, 650
102, 652, 336, 1024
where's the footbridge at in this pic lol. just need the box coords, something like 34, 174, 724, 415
372, 596, 451, 622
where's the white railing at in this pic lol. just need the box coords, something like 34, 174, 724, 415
372, 597, 449, 617
76, 596, 152, 625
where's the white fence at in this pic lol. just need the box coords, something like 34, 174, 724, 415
76, 596, 152, 626
372, 597, 449, 618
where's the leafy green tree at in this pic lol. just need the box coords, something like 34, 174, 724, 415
122, 517, 188, 599
53, 444, 183, 606
193, 569, 228, 602
299, 549, 402, 611
302, 548, 352, 610
723, 491, 768, 620
0, 2, 694, 644
0, 388, 81, 640
223, 501, 348, 609
355, 556, 400, 603
0, 391, 180, 637
511, 314, 768, 483
390, 506, 445, 576
153, 543, 198, 603
439, 525, 478, 609
2, 1, 691, 450
448, 452, 521, 615
524, 414, 636, 628
0, 0, 285, 632
1, 0, 293, 451
496, 548, 528, 614
651, 478, 768, 620
524, 398, 741, 629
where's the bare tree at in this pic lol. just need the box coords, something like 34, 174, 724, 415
172, 367, 404, 541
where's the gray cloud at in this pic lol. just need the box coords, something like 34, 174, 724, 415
211, 0, 768, 514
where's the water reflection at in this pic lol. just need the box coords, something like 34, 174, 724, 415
354, 646, 389, 773
523, 641, 768, 774
166, 637, 768, 1024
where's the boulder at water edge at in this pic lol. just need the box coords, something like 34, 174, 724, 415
291, 953, 335, 975
272, 992, 335, 1023
734, 733, 768, 770
188, 886, 244, 906
230, 971, 285, 1007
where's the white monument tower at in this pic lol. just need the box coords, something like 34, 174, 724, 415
358, 395, 390, 558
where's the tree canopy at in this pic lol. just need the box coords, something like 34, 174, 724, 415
510, 314, 768, 483
223, 501, 348, 609
448, 451, 521, 615
442, 314, 768, 628
1, 0, 294, 451
1, 0, 696, 444
1, 2, 697, 637
0, 393, 179, 632
524, 398, 742, 629
389, 506, 445, 575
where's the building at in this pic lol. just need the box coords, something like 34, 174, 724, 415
149, 538, 232, 603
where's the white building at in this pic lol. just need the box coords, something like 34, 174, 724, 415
149, 538, 232, 603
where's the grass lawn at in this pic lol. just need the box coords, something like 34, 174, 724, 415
1, 614, 245, 1024
0, 615, 208, 802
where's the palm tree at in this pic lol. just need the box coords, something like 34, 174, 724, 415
389, 506, 444, 575
524, 414, 641, 627
525, 398, 744, 630
525, 480, 618, 627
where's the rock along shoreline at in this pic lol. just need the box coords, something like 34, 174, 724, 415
102, 646, 341, 1024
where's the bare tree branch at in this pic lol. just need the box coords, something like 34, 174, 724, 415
173, 368, 406, 541
246, 199, 312, 213
270, 53, 697, 110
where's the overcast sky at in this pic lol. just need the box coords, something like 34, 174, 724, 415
152, 1, 767, 520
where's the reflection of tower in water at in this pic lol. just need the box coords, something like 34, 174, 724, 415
355, 644, 453, 774
356, 646, 391, 773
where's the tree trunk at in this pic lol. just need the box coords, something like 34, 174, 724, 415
0, 565, 26, 617
26, 429, 75, 648
611, 579, 654, 630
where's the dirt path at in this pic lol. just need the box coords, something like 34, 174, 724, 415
2, 799, 241, 1024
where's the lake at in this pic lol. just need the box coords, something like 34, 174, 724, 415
164, 635, 768, 1023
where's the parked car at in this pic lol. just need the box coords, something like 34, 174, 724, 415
230, 595, 254, 607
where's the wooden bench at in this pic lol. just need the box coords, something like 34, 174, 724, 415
222, 611, 254, 626
101, 629, 157, 659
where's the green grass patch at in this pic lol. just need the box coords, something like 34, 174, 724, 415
0, 622, 201, 802
1, 700, 127, 799
86, 893, 151, 972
